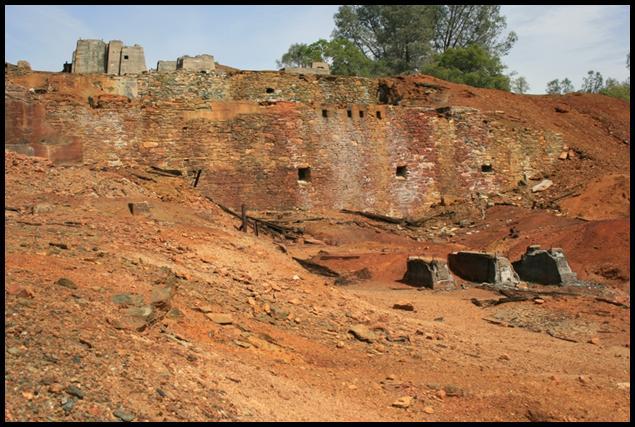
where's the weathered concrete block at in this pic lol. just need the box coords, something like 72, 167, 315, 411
177, 54, 215, 72
119, 45, 146, 75
128, 202, 150, 215
448, 251, 519, 287
512, 245, 577, 285
106, 40, 123, 75
402, 256, 454, 289
157, 60, 177, 73
72, 39, 107, 74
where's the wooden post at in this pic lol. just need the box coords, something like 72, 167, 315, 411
241, 204, 247, 232
193, 169, 202, 187
254, 220, 259, 236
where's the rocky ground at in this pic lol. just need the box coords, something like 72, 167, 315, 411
4, 151, 630, 421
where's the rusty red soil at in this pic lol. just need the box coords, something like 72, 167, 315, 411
4, 150, 630, 422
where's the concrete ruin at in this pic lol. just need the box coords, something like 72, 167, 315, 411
448, 251, 519, 287
5, 61, 567, 214
156, 60, 177, 73
71, 39, 146, 75
512, 245, 578, 285
176, 54, 215, 72
402, 257, 454, 289
282, 61, 331, 75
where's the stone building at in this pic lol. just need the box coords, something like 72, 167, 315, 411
71, 39, 146, 75
156, 60, 177, 73
156, 54, 215, 73
177, 54, 215, 72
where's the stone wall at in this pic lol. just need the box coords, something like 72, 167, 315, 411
71, 40, 106, 74
157, 61, 177, 72
4, 70, 564, 215
177, 55, 215, 72
71, 40, 146, 75
106, 40, 123, 75
119, 46, 146, 75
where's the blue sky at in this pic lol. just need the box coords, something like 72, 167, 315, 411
4, 5, 630, 94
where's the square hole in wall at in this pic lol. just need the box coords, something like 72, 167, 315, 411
359, 110, 365, 118
266, 87, 275, 93
123, 55, 129, 60
481, 163, 493, 172
347, 109, 352, 118
376, 111, 382, 119
298, 167, 311, 182
322, 109, 328, 118
396, 165, 407, 178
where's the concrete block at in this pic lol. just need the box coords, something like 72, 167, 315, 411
512, 245, 577, 285
402, 256, 454, 289
119, 45, 146, 75
72, 39, 107, 74
106, 40, 123, 75
128, 202, 150, 215
448, 251, 519, 287
157, 60, 177, 72
177, 54, 215, 72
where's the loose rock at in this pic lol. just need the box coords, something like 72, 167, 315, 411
349, 324, 377, 343
66, 385, 85, 399
55, 278, 77, 289
531, 179, 553, 193
113, 408, 136, 422
206, 313, 233, 325
392, 396, 413, 408
392, 303, 415, 311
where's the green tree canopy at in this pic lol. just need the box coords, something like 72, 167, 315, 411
421, 44, 511, 91
545, 79, 561, 94
581, 70, 604, 93
511, 75, 529, 94
332, 5, 437, 74
434, 5, 517, 56
277, 5, 520, 90
599, 77, 630, 102
276, 38, 375, 77
546, 78, 575, 94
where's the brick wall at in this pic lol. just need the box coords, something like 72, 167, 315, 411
4, 70, 564, 215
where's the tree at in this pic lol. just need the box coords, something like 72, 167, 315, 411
581, 70, 604, 93
546, 79, 561, 94
560, 78, 575, 94
332, 5, 439, 74
545, 77, 574, 94
510, 75, 529, 94
422, 44, 511, 91
280, 5, 520, 79
600, 78, 629, 101
322, 38, 375, 76
276, 43, 323, 69
276, 38, 375, 77
434, 5, 517, 57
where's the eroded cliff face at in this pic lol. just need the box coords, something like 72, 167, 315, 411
5, 69, 565, 216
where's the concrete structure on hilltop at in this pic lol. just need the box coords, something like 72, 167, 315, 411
281, 61, 331, 75
157, 54, 216, 73
71, 39, 146, 75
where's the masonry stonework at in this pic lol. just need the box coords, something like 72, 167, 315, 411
5, 69, 565, 216
71, 39, 146, 75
